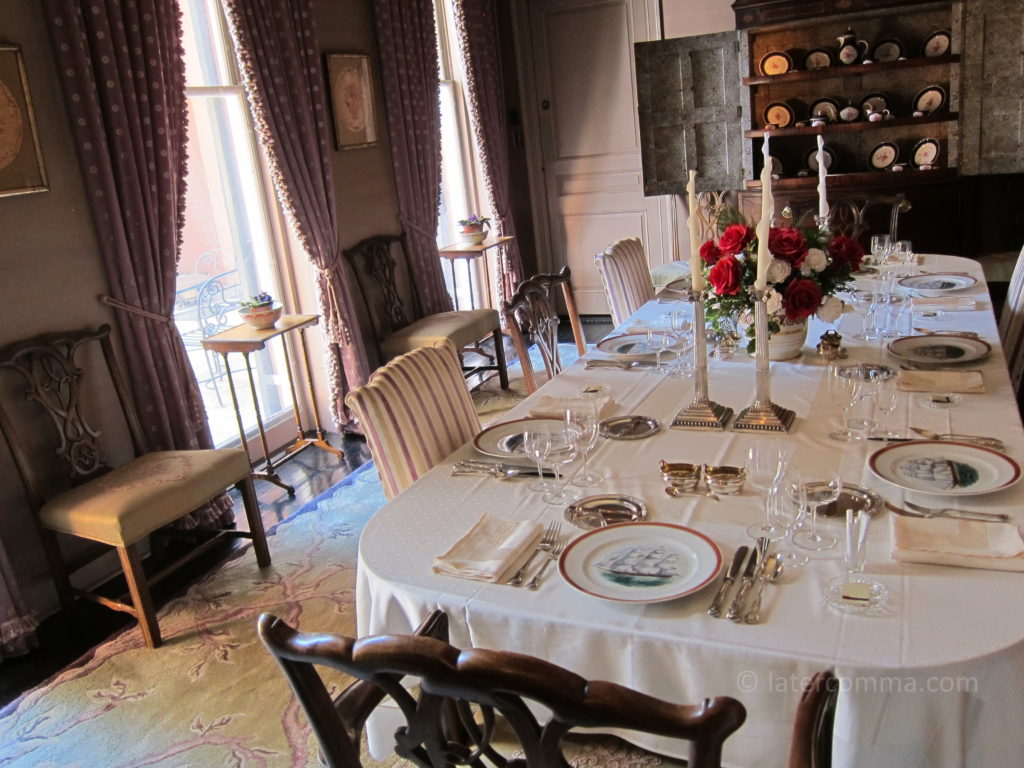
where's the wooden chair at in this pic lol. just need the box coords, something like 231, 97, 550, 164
343, 233, 508, 388
0, 325, 271, 648
595, 237, 655, 326
258, 609, 748, 768
344, 340, 480, 500
778, 194, 911, 246
501, 266, 587, 394
786, 670, 838, 768
998, 243, 1024, 407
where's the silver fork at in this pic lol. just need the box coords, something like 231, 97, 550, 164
903, 500, 1010, 523
527, 532, 570, 591
507, 522, 560, 586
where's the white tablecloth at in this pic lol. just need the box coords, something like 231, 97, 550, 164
357, 255, 1024, 767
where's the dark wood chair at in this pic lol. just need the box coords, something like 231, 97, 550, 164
258, 609, 747, 768
786, 670, 838, 768
500, 266, 587, 393
0, 325, 271, 648
779, 194, 911, 246
343, 233, 508, 388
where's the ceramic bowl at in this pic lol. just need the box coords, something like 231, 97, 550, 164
240, 304, 283, 330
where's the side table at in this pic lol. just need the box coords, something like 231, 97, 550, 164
202, 314, 342, 495
438, 235, 516, 310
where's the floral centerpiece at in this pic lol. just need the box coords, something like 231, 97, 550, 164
698, 208, 863, 353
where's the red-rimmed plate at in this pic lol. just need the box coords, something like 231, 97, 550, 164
558, 522, 722, 603
868, 440, 1022, 496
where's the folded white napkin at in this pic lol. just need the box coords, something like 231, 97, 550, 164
890, 515, 1024, 571
433, 514, 543, 583
896, 370, 985, 394
529, 394, 612, 420
911, 297, 976, 311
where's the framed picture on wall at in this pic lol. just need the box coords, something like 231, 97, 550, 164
0, 45, 48, 197
326, 53, 378, 150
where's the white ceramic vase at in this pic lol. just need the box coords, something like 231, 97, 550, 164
768, 318, 808, 360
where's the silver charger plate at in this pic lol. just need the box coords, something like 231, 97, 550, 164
817, 484, 883, 518
599, 415, 660, 440
565, 494, 648, 530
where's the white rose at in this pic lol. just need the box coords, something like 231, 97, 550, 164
817, 295, 844, 323
766, 259, 791, 284
804, 248, 828, 273
765, 288, 783, 316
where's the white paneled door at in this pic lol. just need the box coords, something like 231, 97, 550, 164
520, 0, 674, 315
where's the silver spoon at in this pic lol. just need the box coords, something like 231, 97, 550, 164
743, 555, 784, 624
664, 486, 720, 502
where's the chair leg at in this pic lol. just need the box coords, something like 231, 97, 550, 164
40, 528, 76, 613
237, 476, 272, 568
117, 543, 161, 649
492, 328, 509, 389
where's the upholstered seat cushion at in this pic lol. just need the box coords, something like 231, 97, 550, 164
38, 449, 251, 546
381, 309, 498, 359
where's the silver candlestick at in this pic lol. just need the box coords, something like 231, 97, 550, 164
672, 288, 733, 431
733, 288, 795, 432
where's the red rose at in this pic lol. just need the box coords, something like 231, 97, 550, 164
829, 234, 864, 272
717, 224, 755, 255
708, 254, 744, 296
782, 277, 823, 322
768, 227, 809, 267
700, 239, 723, 265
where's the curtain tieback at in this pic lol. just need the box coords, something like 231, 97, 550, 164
100, 295, 174, 325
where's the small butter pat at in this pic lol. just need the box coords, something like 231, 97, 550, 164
841, 582, 872, 604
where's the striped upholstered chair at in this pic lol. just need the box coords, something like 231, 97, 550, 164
595, 237, 655, 326
998, 243, 1024, 408
345, 341, 480, 500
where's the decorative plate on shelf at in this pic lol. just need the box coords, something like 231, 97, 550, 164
759, 51, 793, 76
868, 441, 1021, 496
806, 146, 836, 173
868, 142, 899, 170
911, 137, 941, 167
898, 273, 977, 295
860, 92, 889, 117
557, 522, 722, 603
872, 39, 904, 62
803, 48, 834, 70
809, 97, 841, 123
913, 85, 947, 114
472, 417, 565, 459
887, 334, 991, 364
923, 29, 952, 58
764, 101, 796, 128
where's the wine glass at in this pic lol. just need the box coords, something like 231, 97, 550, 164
768, 479, 808, 568
522, 429, 552, 493
791, 468, 841, 551
669, 311, 694, 378
646, 327, 673, 374
870, 369, 900, 442
869, 234, 891, 267
891, 239, 915, 278
745, 438, 786, 539
567, 404, 602, 487
541, 428, 580, 504
828, 363, 862, 441
850, 289, 881, 341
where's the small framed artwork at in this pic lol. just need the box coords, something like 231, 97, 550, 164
326, 53, 378, 150
0, 45, 48, 197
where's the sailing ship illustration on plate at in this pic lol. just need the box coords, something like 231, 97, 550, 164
897, 456, 980, 490
593, 545, 682, 588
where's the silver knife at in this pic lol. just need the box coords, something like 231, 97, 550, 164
726, 549, 760, 622
707, 545, 749, 618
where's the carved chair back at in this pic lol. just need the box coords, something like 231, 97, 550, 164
258, 610, 747, 768
778, 194, 910, 246
501, 267, 586, 393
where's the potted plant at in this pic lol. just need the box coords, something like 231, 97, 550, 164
457, 214, 490, 245
238, 291, 283, 329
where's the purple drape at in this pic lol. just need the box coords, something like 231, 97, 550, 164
223, 0, 371, 426
453, 0, 524, 301
42, 1, 230, 516
373, 0, 452, 316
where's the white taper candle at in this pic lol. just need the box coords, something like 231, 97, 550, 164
816, 133, 829, 220
754, 132, 772, 290
687, 169, 704, 292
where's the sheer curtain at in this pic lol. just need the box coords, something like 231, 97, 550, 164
223, 0, 371, 426
453, 0, 524, 298
373, 0, 452, 316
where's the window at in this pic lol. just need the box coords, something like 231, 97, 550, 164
174, 0, 291, 447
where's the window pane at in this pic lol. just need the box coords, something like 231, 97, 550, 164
181, 0, 234, 87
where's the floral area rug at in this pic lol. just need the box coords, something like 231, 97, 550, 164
0, 341, 682, 768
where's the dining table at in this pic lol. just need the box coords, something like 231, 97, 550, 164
356, 253, 1024, 768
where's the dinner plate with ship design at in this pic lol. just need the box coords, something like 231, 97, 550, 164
868, 441, 1021, 496
557, 522, 722, 603
898, 273, 976, 295
887, 334, 991, 364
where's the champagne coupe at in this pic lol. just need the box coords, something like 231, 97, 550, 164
745, 438, 787, 539
541, 427, 580, 504
523, 429, 552, 493
791, 468, 841, 551
567, 403, 602, 487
